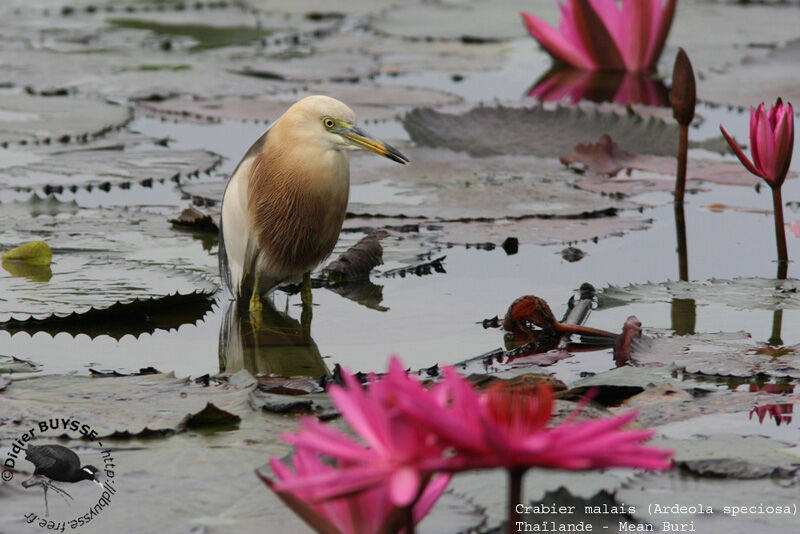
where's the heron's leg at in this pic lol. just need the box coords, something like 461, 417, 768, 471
249, 271, 263, 312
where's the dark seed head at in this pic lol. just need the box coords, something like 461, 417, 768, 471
670, 48, 696, 126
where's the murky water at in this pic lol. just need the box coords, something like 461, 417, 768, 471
3, 97, 800, 385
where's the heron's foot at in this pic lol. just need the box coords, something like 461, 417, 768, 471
249, 289, 263, 312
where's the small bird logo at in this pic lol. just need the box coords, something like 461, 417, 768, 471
22, 444, 102, 517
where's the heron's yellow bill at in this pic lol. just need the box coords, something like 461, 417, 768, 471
341, 125, 409, 165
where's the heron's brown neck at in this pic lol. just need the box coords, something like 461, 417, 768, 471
246, 119, 349, 273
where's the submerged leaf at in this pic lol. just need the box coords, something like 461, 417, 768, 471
1, 241, 52, 266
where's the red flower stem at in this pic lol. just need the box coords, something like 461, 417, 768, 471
404, 505, 415, 534
554, 322, 618, 339
507, 468, 525, 534
772, 187, 789, 271
769, 308, 784, 346
674, 203, 689, 281
674, 124, 689, 204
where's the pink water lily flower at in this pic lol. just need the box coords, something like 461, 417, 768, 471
521, 0, 677, 72
258, 447, 450, 534
385, 359, 673, 473
273, 363, 449, 508
720, 99, 795, 189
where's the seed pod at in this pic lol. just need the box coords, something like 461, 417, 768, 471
670, 48, 696, 126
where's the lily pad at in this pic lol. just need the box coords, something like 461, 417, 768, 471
347, 147, 637, 220
234, 50, 379, 83
314, 33, 512, 73
247, 0, 402, 16
0, 93, 130, 145
627, 332, 800, 380
619, 384, 799, 426
137, 83, 461, 123
0, 372, 250, 440
403, 103, 681, 158
0, 355, 39, 374
0, 132, 221, 191
0, 207, 218, 324
618, 470, 800, 532
599, 278, 800, 312
370, 0, 543, 41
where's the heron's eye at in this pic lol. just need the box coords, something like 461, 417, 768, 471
323, 118, 335, 129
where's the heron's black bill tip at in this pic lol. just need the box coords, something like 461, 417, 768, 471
385, 145, 410, 165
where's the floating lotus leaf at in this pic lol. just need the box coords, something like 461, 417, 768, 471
0, 93, 130, 145
599, 278, 800, 311
369, 0, 546, 41
0, 207, 218, 324
618, 470, 799, 532
347, 147, 638, 219
449, 460, 637, 531
0, 132, 221, 191
247, 0, 402, 16
138, 83, 461, 123
0, 194, 80, 217
314, 33, 512, 73
0, 372, 250, 440
618, 383, 799, 426
667, 2, 800, 82
403, 104, 680, 158
234, 50, 379, 83
699, 38, 800, 108
0, 355, 39, 374
0, 5, 337, 98
626, 332, 800, 380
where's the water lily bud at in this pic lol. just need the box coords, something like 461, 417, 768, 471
670, 48, 696, 126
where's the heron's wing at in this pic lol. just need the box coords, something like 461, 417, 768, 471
26, 445, 78, 472
219, 126, 273, 298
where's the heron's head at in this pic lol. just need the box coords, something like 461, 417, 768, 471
283, 95, 409, 164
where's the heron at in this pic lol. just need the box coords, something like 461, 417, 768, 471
219, 96, 408, 311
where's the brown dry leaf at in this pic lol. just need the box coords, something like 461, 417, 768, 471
703, 204, 771, 215
323, 234, 384, 283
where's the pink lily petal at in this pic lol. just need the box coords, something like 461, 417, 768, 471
720, 125, 763, 179
413, 474, 451, 524
570, 0, 626, 70
647, 0, 677, 69
388, 466, 421, 507
521, 11, 596, 69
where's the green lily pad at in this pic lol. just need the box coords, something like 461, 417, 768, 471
1, 241, 52, 266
